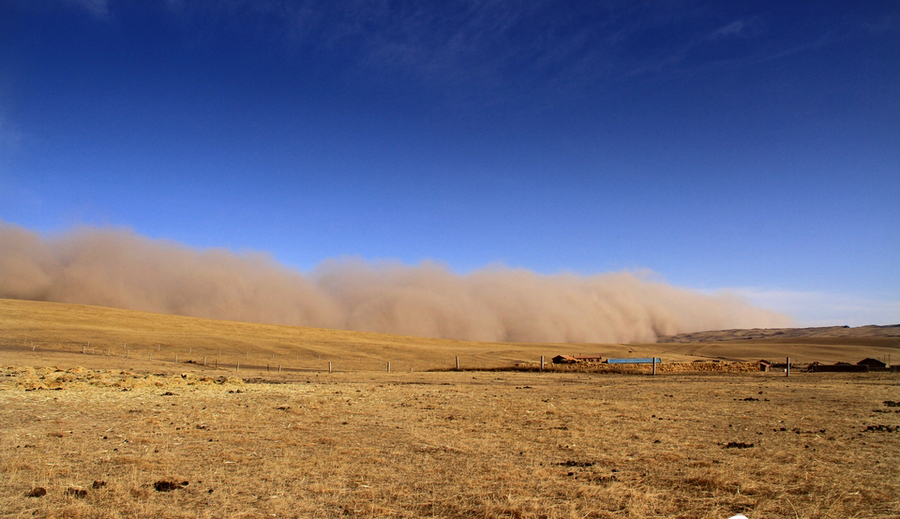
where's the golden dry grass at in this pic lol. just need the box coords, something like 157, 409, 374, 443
2, 298, 899, 518
3, 298, 898, 369
2, 367, 899, 518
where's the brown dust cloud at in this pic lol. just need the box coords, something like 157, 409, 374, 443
0, 224, 791, 343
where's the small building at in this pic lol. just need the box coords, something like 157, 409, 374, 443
808, 361, 868, 373
759, 360, 772, 372
552, 355, 579, 364
858, 358, 887, 369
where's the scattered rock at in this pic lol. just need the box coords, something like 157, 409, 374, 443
884, 401, 900, 407
161, 391, 176, 396
724, 442, 754, 449
864, 425, 898, 433
25, 487, 46, 498
154, 480, 189, 492
92, 480, 106, 489
65, 487, 88, 498
556, 460, 594, 467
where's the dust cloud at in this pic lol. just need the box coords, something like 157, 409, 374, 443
0, 224, 791, 342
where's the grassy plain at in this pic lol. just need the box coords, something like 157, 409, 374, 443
1, 299, 899, 518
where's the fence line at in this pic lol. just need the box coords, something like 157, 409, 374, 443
9, 338, 831, 375
2, 339, 538, 373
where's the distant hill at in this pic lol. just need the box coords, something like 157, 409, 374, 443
2, 298, 897, 368
657, 324, 900, 343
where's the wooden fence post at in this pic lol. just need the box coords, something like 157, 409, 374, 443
786, 357, 790, 377
652, 357, 657, 376
328, 361, 332, 373
455, 356, 460, 371
175, 354, 178, 363
540, 356, 544, 372
387, 361, 391, 373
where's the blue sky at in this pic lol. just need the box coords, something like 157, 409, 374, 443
1, 0, 898, 326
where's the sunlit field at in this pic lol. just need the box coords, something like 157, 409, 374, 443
2, 299, 898, 518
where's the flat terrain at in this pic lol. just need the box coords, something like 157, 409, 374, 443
1, 299, 899, 518
2, 368, 899, 518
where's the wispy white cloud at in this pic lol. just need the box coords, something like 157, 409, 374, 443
52, 1, 887, 111
861, 12, 900, 34
63, 0, 109, 17
711, 20, 746, 39
709, 18, 763, 40
717, 287, 900, 327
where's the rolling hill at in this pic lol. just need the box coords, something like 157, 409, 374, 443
1, 298, 897, 369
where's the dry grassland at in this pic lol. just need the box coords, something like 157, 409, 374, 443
1, 299, 899, 518
2, 367, 899, 518
4, 299, 898, 369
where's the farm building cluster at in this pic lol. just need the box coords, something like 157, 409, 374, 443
552, 355, 894, 372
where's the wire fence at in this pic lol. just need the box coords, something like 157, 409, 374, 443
1, 337, 533, 374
